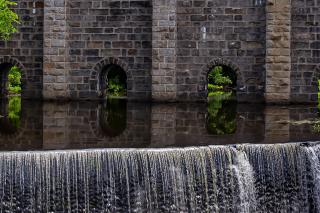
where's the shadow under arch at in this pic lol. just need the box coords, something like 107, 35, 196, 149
91, 57, 133, 98
200, 58, 245, 99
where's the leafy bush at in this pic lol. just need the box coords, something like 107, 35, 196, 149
8, 66, 21, 94
107, 75, 126, 97
0, 0, 19, 40
208, 66, 233, 87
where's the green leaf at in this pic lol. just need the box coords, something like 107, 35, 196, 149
0, 0, 19, 40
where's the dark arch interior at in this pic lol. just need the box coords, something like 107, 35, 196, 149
0, 63, 13, 98
101, 64, 127, 98
0, 62, 22, 98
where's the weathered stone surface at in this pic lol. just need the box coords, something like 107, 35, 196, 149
0, 0, 318, 103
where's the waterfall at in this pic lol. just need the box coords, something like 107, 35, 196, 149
305, 145, 320, 211
232, 148, 257, 213
0, 143, 319, 212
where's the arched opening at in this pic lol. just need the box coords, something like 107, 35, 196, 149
206, 65, 237, 135
0, 63, 22, 98
0, 63, 22, 135
99, 99, 127, 137
100, 64, 127, 98
207, 65, 237, 99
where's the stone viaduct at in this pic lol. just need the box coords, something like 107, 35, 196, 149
0, 0, 319, 103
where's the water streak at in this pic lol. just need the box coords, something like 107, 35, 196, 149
0, 143, 318, 212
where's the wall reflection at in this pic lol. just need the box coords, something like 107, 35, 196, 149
0, 100, 319, 151
0, 99, 43, 150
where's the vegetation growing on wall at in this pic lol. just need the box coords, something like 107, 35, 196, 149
0, 0, 19, 40
8, 66, 21, 95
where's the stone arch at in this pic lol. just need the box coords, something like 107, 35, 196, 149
200, 58, 245, 97
91, 57, 133, 98
0, 57, 26, 79
0, 57, 26, 98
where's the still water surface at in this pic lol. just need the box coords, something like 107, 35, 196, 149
0, 97, 319, 150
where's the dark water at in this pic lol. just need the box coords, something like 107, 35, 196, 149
0, 97, 319, 151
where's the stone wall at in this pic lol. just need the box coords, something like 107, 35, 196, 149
43, 0, 153, 100
1, 0, 319, 103
0, 0, 43, 98
291, 0, 320, 103
175, 0, 266, 102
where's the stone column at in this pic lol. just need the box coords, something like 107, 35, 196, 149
152, 0, 177, 102
265, 0, 291, 103
43, 0, 69, 100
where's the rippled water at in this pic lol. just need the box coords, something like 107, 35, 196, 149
0, 143, 319, 212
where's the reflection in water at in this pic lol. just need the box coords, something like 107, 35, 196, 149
0, 96, 21, 134
0, 100, 319, 150
99, 99, 127, 137
207, 92, 237, 135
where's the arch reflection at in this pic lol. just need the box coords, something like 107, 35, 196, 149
206, 93, 237, 135
0, 96, 21, 135
99, 99, 127, 137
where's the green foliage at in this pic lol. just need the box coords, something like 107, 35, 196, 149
8, 66, 21, 94
207, 92, 237, 135
8, 96, 21, 129
0, 0, 19, 40
208, 66, 233, 87
208, 84, 222, 94
107, 75, 126, 97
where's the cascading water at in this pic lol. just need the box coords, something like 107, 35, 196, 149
0, 143, 319, 212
